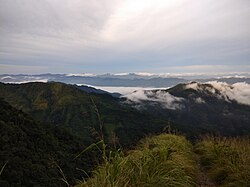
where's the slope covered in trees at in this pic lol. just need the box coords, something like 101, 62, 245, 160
125, 82, 250, 138
0, 82, 167, 147
0, 99, 98, 186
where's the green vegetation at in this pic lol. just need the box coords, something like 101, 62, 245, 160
76, 134, 197, 187
0, 82, 167, 147
1, 82, 250, 186
0, 99, 98, 186
195, 136, 250, 186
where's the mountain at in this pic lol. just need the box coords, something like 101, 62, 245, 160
0, 99, 98, 186
1, 81, 250, 186
0, 74, 187, 87
75, 84, 121, 97
197, 77, 250, 84
1, 81, 249, 141
1, 74, 250, 88
0, 82, 167, 147
124, 82, 250, 138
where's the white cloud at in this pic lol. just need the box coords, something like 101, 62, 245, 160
77, 85, 169, 95
0, 76, 15, 80
195, 97, 205, 104
185, 82, 199, 90
5, 79, 48, 84
185, 81, 250, 106
123, 89, 184, 110
208, 81, 250, 106
66, 73, 96, 77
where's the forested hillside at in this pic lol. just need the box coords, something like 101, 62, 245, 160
0, 82, 167, 147
0, 99, 98, 186
1, 82, 250, 186
125, 82, 250, 138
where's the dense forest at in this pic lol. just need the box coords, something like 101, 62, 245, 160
0, 82, 168, 147
0, 82, 167, 186
0, 99, 100, 186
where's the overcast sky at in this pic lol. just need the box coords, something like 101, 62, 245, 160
0, 0, 250, 74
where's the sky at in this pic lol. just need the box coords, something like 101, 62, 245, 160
0, 0, 250, 74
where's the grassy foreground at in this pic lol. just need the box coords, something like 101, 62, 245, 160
195, 136, 250, 187
76, 134, 197, 187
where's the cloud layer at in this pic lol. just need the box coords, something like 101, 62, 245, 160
1, 0, 250, 73
124, 89, 184, 110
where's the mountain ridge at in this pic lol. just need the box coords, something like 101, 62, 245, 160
2, 73, 250, 87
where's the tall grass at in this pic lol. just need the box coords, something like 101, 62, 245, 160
76, 134, 197, 187
0, 161, 8, 176
195, 136, 250, 186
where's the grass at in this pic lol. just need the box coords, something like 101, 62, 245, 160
0, 161, 8, 176
75, 134, 197, 187
195, 136, 250, 186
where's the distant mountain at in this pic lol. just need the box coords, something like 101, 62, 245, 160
124, 82, 250, 138
0, 74, 187, 87
197, 77, 250, 84
1, 73, 249, 88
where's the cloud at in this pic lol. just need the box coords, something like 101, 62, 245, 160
208, 81, 250, 106
83, 86, 168, 95
5, 79, 48, 84
0, 0, 250, 73
0, 0, 119, 63
66, 73, 96, 77
0, 74, 48, 84
0, 0, 117, 36
123, 89, 184, 110
195, 97, 205, 104
0, 64, 49, 74
185, 81, 250, 106
0, 76, 15, 81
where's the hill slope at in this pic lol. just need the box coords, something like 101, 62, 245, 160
0, 99, 98, 186
0, 82, 167, 146
124, 82, 250, 137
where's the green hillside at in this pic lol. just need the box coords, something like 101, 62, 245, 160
1, 82, 250, 186
0, 99, 98, 186
1, 99, 249, 186
0, 82, 166, 147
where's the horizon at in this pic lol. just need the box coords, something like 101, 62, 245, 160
1, 71, 250, 78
